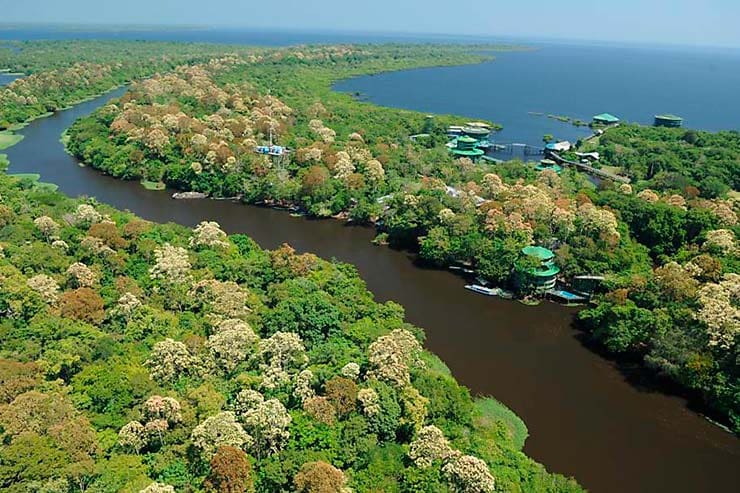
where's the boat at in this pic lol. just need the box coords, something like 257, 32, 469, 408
465, 284, 499, 296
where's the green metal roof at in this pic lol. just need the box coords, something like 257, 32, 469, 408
451, 148, 485, 157
654, 114, 683, 121
592, 113, 620, 123
522, 246, 555, 260
532, 265, 561, 277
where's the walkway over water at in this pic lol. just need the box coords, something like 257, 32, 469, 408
549, 151, 631, 183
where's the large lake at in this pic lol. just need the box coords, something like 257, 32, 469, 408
2, 27, 739, 492
334, 43, 740, 146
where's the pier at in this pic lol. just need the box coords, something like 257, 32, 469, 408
549, 151, 630, 183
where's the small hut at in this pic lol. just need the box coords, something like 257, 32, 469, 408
592, 113, 620, 125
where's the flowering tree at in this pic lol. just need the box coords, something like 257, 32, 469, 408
293, 369, 316, 403
704, 229, 736, 255
367, 329, 424, 387
114, 292, 143, 320
240, 397, 292, 458
139, 483, 175, 493
357, 388, 381, 417
257, 332, 308, 390
118, 421, 146, 453
340, 362, 360, 381
637, 189, 660, 203
190, 221, 230, 249
191, 412, 252, 457
149, 244, 191, 285
145, 338, 197, 383
33, 216, 60, 240
696, 274, 739, 350
27, 274, 60, 304
66, 262, 96, 288
206, 321, 259, 373
442, 453, 496, 493
143, 396, 182, 425
73, 204, 102, 226
408, 425, 453, 468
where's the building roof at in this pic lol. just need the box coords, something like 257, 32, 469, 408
532, 265, 561, 277
654, 114, 683, 121
545, 141, 572, 151
456, 136, 478, 144
593, 113, 620, 123
522, 246, 555, 260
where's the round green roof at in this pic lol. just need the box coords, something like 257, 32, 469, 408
532, 265, 561, 277
451, 149, 485, 157
522, 246, 555, 260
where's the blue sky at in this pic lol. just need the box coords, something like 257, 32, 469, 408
2, 0, 738, 48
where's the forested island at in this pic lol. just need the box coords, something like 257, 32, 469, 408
0, 37, 738, 491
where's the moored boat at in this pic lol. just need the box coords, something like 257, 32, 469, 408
465, 284, 499, 296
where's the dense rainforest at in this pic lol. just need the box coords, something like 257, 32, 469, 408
0, 38, 736, 493
59, 43, 738, 432
0, 171, 585, 492
0, 41, 589, 493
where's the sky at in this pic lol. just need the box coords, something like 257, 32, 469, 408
2, 0, 739, 48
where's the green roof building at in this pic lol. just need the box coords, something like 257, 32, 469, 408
520, 246, 560, 292
654, 114, 683, 128
592, 113, 620, 125
450, 136, 485, 159
535, 159, 563, 174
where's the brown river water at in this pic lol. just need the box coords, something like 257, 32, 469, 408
4, 87, 739, 493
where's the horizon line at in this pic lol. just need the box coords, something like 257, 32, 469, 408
0, 21, 739, 51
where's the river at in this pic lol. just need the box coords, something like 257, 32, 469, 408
4, 89, 740, 493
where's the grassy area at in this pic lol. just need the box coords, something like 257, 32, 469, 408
0, 131, 23, 150
474, 397, 529, 451
140, 179, 165, 190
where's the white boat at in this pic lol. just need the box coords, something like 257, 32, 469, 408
465, 285, 499, 296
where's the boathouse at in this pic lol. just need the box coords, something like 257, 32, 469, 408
654, 114, 683, 128
592, 113, 620, 125
519, 246, 560, 292
545, 141, 572, 152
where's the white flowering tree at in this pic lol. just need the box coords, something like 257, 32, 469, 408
696, 274, 739, 350
257, 332, 308, 390
442, 454, 496, 493
139, 483, 175, 493
408, 425, 453, 468
367, 329, 424, 387
149, 244, 191, 285
190, 221, 229, 249
66, 262, 96, 288
206, 320, 259, 373
145, 338, 197, 383
191, 412, 252, 457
